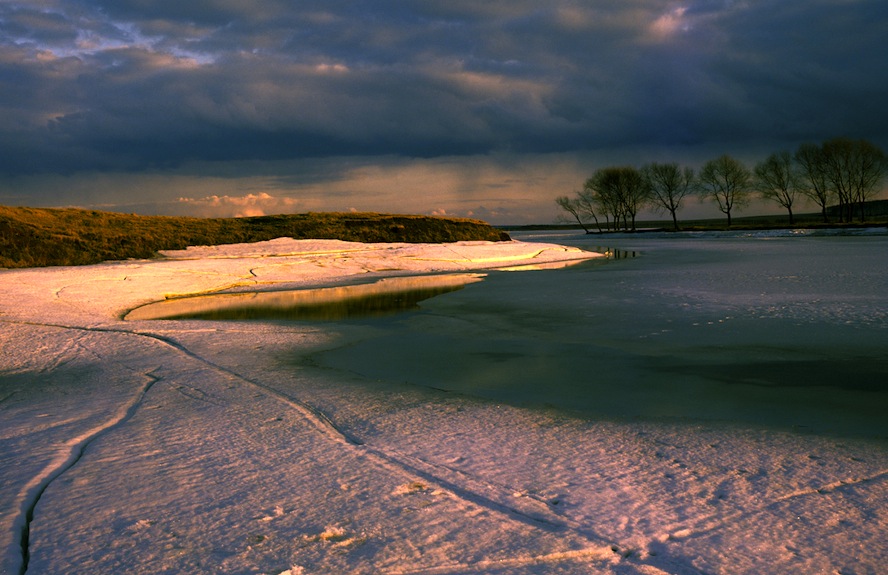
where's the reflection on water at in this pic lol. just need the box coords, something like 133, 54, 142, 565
125, 274, 485, 321
495, 259, 598, 272
596, 247, 638, 259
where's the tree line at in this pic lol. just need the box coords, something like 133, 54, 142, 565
557, 137, 888, 232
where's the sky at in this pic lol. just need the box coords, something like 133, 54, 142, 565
1, 1, 887, 224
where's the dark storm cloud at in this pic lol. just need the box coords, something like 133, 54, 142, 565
1, 0, 886, 176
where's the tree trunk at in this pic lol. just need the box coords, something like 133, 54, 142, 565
589, 211, 603, 233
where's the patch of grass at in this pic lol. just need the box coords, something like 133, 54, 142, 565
0, 206, 510, 269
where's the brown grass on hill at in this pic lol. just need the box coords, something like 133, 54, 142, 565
0, 206, 510, 269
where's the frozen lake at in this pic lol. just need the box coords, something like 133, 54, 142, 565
306, 229, 888, 440
2, 234, 886, 574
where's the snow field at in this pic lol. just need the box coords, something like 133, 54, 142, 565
1, 238, 885, 574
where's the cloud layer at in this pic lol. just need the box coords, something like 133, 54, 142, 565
1, 1, 886, 221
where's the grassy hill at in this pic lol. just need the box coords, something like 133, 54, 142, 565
0, 206, 510, 269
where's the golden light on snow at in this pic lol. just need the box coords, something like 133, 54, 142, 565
124, 274, 486, 321
3, 235, 885, 575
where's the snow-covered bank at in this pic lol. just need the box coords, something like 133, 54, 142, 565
1, 238, 886, 575
0, 239, 598, 575
0, 238, 598, 325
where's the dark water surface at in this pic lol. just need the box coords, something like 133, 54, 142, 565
306, 229, 888, 439
125, 274, 482, 321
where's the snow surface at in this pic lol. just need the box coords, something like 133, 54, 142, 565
1, 238, 885, 575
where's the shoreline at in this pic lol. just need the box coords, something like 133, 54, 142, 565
0, 238, 601, 323
503, 220, 888, 234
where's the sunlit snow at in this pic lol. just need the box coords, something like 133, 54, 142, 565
1, 236, 885, 575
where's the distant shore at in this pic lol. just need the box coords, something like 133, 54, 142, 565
503, 214, 888, 234
0, 206, 511, 269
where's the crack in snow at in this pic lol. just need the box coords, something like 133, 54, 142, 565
11, 368, 163, 575
6, 317, 881, 575
2, 319, 644, 572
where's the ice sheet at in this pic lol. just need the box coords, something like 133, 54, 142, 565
1, 236, 885, 575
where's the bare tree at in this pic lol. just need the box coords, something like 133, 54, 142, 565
851, 141, 888, 221
557, 139, 885, 230
556, 194, 595, 233
585, 167, 650, 231
619, 167, 650, 231
821, 138, 856, 222
698, 155, 752, 226
583, 172, 621, 231
754, 151, 800, 224
821, 137, 887, 222
641, 162, 695, 230
794, 142, 833, 223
